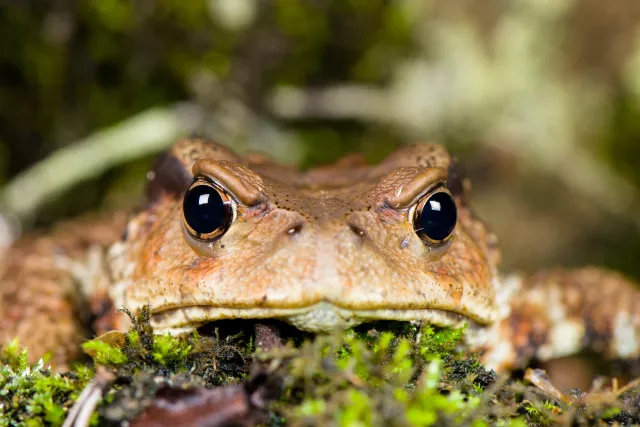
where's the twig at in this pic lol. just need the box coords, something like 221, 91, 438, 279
63, 368, 115, 427
0, 103, 203, 222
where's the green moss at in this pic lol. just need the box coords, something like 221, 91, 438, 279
336, 389, 373, 425
83, 307, 251, 381
265, 323, 515, 426
0, 341, 94, 427
150, 333, 192, 366
419, 325, 466, 359
520, 401, 552, 426
82, 338, 128, 366
3, 314, 640, 425
601, 406, 621, 419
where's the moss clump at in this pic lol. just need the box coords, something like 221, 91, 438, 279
265, 323, 521, 426
81, 307, 254, 423
4, 313, 640, 426
82, 308, 251, 381
0, 339, 94, 427
82, 333, 128, 366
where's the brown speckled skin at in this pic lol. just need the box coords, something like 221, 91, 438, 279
1, 139, 639, 371
482, 268, 640, 370
0, 213, 127, 367
109, 139, 499, 335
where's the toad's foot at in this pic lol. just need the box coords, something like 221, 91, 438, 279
479, 268, 640, 371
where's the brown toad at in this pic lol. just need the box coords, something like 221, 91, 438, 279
1, 138, 638, 371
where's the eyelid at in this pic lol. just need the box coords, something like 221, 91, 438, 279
385, 167, 448, 209
192, 159, 265, 206
406, 185, 449, 221
189, 176, 239, 206
415, 184, 451, 206
189, 176, 222, 192
399, 183, 450, 215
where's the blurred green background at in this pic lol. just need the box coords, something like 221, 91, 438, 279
1, 0, 639, 279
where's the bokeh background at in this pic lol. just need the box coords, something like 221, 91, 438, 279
1, 0, 639, 280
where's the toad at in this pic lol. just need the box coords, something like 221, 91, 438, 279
1, 138, 639, 371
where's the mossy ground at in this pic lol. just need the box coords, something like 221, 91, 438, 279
2, 309, 640, 426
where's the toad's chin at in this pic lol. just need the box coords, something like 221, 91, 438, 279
146, 302, 479, 335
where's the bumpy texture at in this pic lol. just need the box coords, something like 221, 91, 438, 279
110, 139, 499, 335
1, 139, 640, 372
481, 268, 640, 370
0, 213, 126, 366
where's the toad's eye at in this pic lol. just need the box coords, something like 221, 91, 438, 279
183, 180, 233, 239
413, 190, 457, 244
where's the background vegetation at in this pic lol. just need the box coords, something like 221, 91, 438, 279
1, 0, 640, 279
2, 2, 640, 425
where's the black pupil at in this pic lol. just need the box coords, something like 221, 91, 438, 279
183, 184, 230, 235
417, 192, 457, 241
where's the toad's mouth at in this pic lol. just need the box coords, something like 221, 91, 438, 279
148, 302, 479, 335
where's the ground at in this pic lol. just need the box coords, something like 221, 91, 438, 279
2, 308, 639, 426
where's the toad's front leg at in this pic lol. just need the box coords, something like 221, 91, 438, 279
479, 268, 640, 372
0, 214, 126, 368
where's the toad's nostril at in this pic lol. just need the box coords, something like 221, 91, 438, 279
287, 223, 303, 235
349, 224, 366, 238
